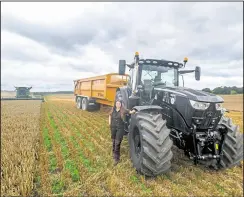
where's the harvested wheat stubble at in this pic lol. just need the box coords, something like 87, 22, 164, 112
220, 94, 243, 112
1, 100, 42, 196
36, 95, 243, 197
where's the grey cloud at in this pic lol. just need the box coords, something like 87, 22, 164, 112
187, 17, 209, 33
1, 45, 51, 62
67, 63, 98, 73
188, 44, 243, 62
1, 14, 94, 53
1, 12, 128, 55
99, 3, 242, 64
203, 71, 242, 78
1, 2, 243, 91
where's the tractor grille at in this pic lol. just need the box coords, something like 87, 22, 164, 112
192, 104, 222, 129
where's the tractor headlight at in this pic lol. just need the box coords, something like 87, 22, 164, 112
190, 100, 210, 110
215, 103, 222, 110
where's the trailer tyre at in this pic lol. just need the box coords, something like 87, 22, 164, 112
81, 97, 89, 111
218, 117, 243, 169
94, 103, 100, 110
129, 112, 173, 177
76, 97, 82, 109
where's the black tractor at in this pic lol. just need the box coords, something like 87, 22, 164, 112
116, 52, 243, 177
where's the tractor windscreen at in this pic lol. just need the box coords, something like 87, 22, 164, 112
139, 64, 177, 87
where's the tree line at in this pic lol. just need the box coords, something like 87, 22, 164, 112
33, 91, 73, 95
32, 86, 243, 96
202, 86, 243, 95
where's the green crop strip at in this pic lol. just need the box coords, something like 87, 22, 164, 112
42, 126, 58, 173
130, 175, 152, 194
44, 110, 66, 194
60, 109, 101, 150
51, 179, 66, 194
70, 123, 95, 152
49, 152, 57, 173
48, 111, 69, 159
69, 136, 95, 172
43, 127, 52, 151
51, 106, 95, 152
50, 105, 105, 171
49, 103, 155, 195
64, 159, 80, 182
49, 105, 96, 172
48, 109, 93, 182
215, 183, 226, 195
47, 110, 80, 193
55, 103, 107, 134
51, 103, 153, 195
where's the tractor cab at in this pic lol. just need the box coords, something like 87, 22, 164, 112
119, 52, 201, 106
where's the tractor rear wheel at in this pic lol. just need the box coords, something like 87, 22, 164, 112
128, 112, 173, 177
218, 116, 243, 169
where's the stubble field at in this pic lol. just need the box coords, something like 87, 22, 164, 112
1, 100, 41, 196
1, 94, 243, 197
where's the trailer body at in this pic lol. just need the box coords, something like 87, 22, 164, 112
74, 73, 129, 107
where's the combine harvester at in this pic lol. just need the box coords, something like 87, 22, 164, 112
73, 52, 243, 177
1, 86, 45, 102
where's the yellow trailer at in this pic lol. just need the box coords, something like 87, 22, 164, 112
74, 73, 129, 110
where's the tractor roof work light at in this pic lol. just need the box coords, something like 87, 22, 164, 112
183, 57, 188, 68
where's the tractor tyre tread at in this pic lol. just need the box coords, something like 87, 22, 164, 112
218, 116, 243, 169
129, 112, 173, 177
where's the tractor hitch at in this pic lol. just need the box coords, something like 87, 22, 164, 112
190, 153, 221, 161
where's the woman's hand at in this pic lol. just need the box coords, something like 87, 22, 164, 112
108, 115, 111, 125
129, 109, 136, 114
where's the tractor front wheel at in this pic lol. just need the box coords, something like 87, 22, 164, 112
128, 112, 173, 177
218, 116, 243, 169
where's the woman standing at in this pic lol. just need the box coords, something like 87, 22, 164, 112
109, 100, 136, 166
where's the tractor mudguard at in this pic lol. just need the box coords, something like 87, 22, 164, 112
132, 105, 162, 112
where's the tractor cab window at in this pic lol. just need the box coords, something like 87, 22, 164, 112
160, 68, 176, 86
141, 70, 158, 83
140, 64, 177, 87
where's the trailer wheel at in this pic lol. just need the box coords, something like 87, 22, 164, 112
76, 97, 82, 109
82, 97, 89, 111
217, 116, 243, 169
129, 112, 173, 177
94, 103, 100, 110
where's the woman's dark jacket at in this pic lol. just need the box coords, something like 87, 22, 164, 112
109, 107, 129, 128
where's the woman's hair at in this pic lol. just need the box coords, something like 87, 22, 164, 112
109, 99, 126, 119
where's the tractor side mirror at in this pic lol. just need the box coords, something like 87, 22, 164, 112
195, 66, 201, 81
119, 60, 126, 75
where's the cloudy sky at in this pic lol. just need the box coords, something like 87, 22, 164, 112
1, 2, 243, 92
